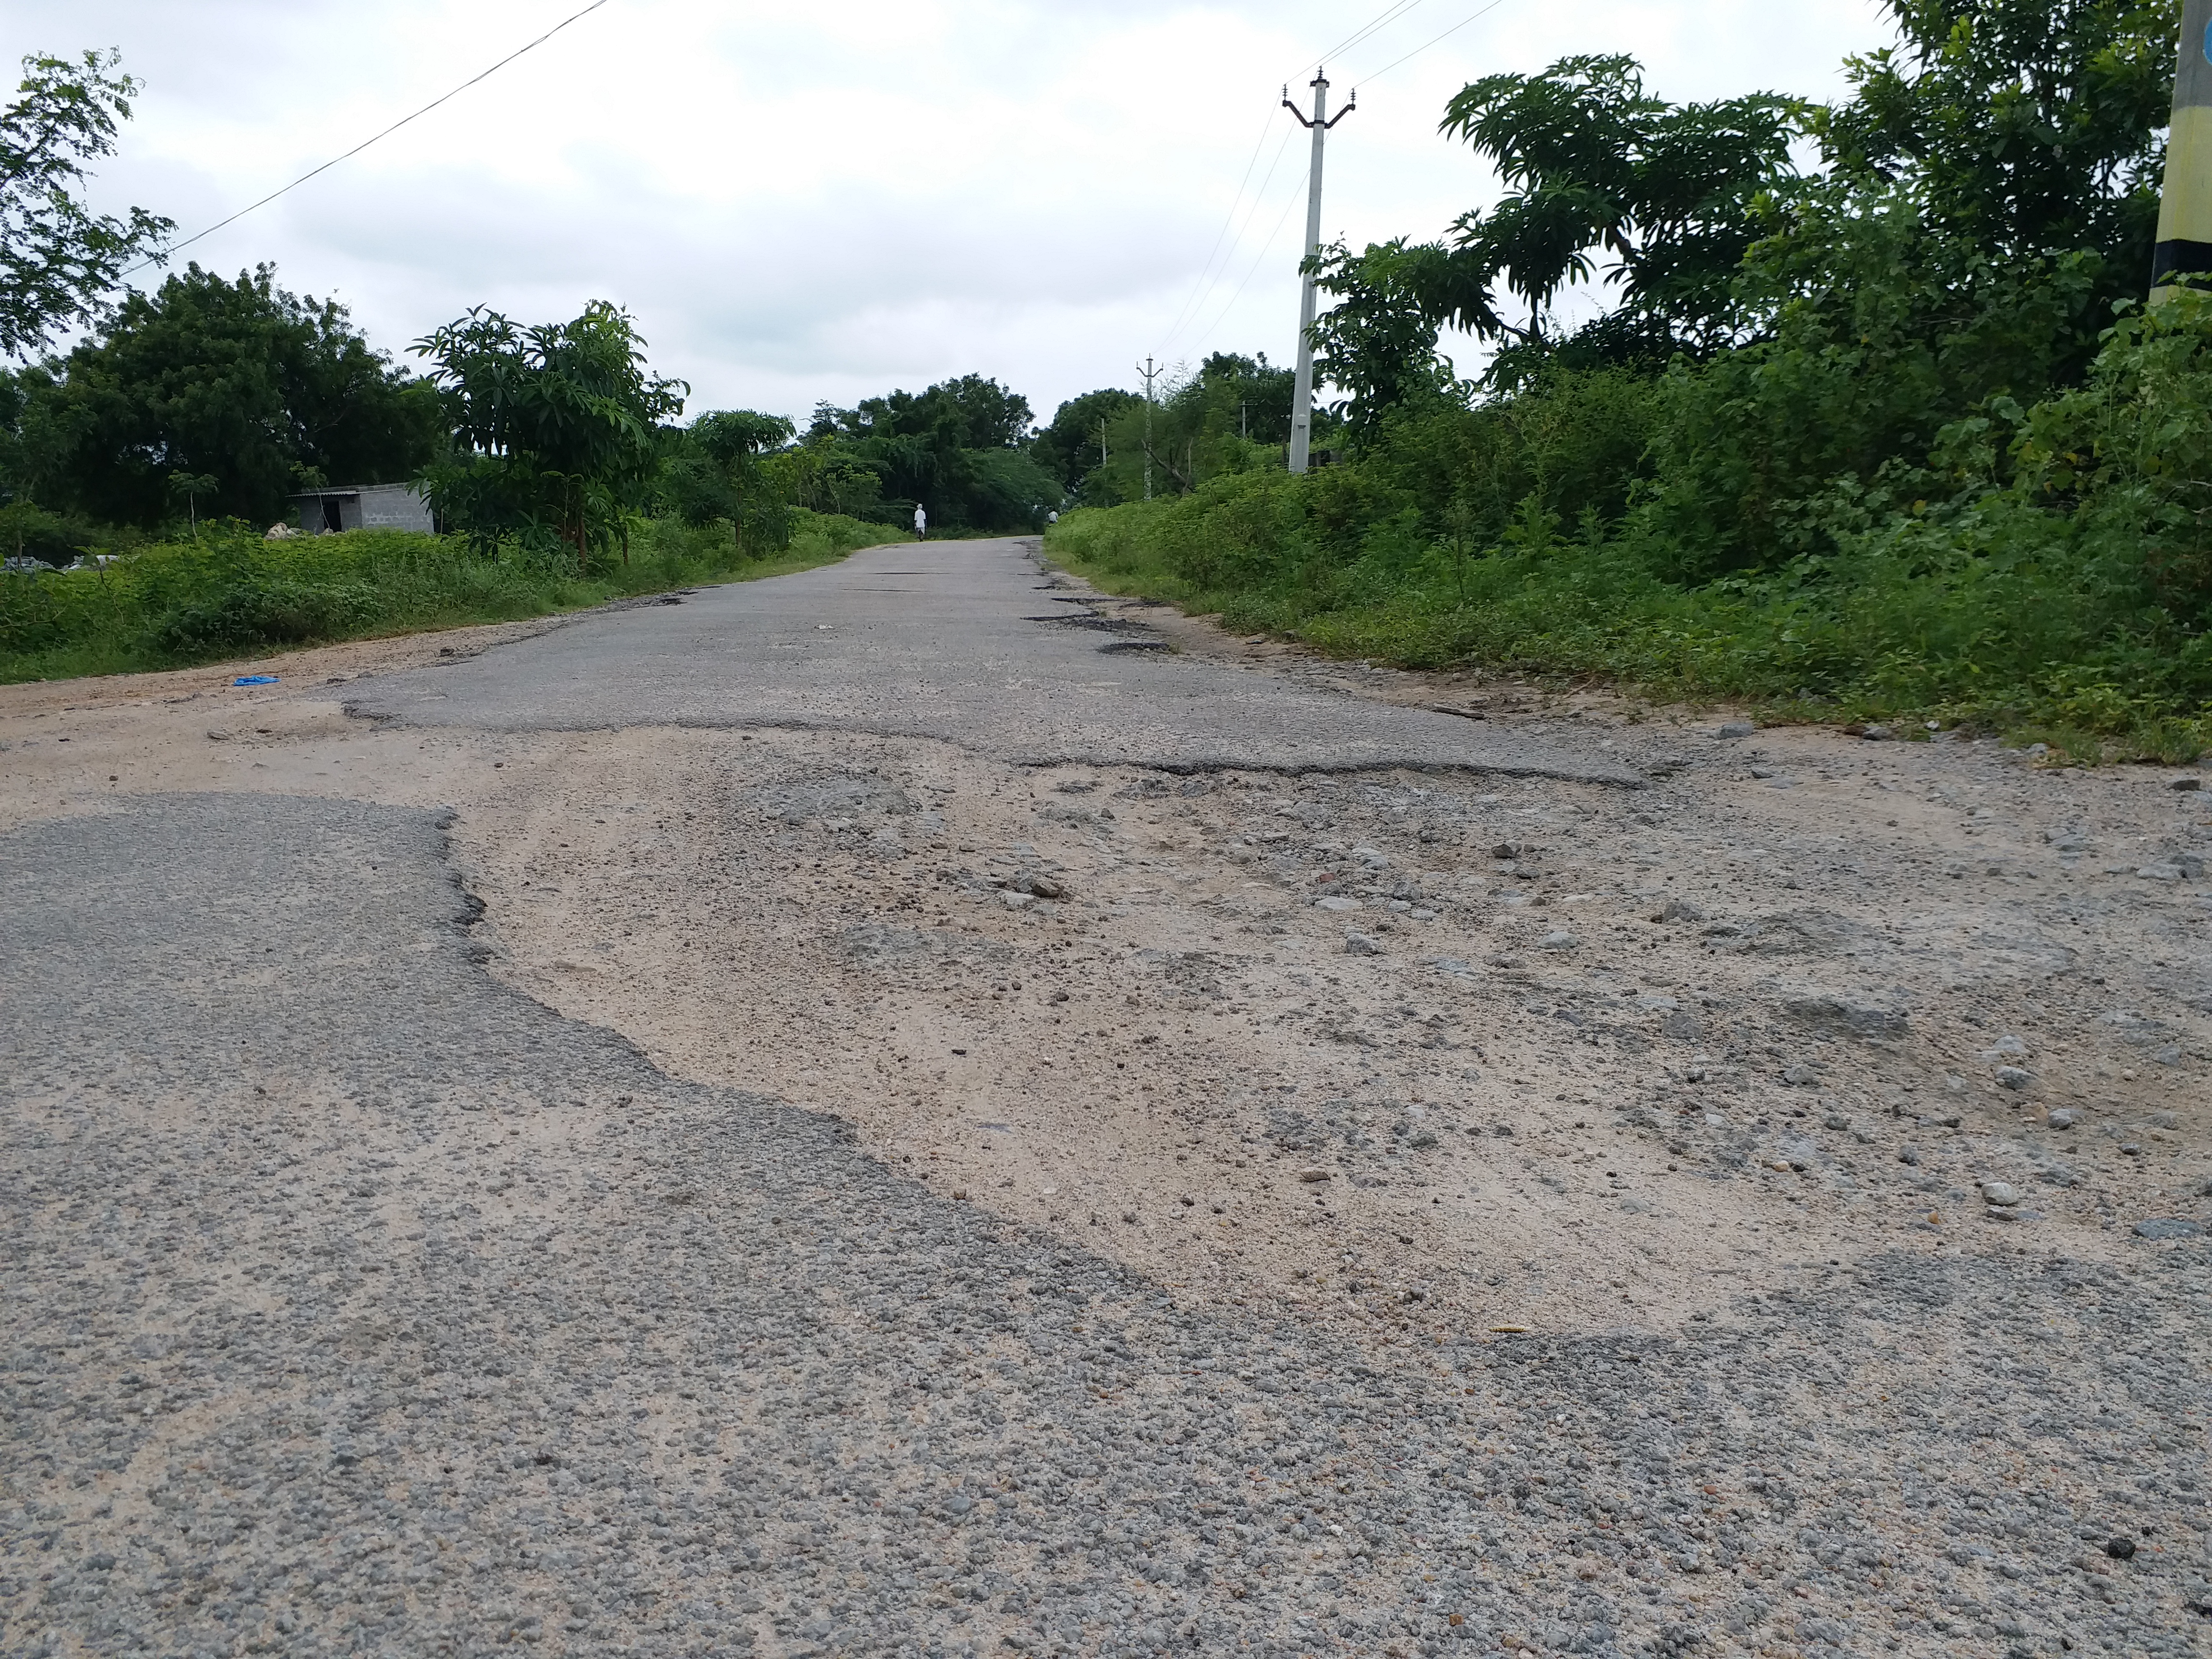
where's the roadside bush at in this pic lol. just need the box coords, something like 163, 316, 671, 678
149, 577, 377, 656
1045, 296, 2212, 759
1640, 204, 2115, 579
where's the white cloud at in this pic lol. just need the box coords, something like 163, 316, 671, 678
6, 0, 1895, 421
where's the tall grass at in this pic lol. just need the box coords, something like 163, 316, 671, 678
0, 509, 903, 684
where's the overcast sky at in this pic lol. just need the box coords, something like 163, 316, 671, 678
7, 0, 1896, 425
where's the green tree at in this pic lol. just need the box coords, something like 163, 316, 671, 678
770, 430, 889, 520
1166, 353, 1294, 446
0, 365, 28, 502
1306, 241, 1465, 434
1814, 0, 2176, 282
817, 374, 1035, 450
1444, 57, 1798, 347
1, 48, 172, 357
1034, 387, 1142, 496
1380, 56, 1800, 384
414, 301, 686, 565
1639, 0, 2181, 573
807, 373, 1052, 529
1093, 354, 1301, 498
1303, 55, 1801, 413
11, 263, 443, 528
661, 408, 796, 554
166, 469, 217, 535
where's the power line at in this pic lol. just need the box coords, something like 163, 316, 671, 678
1157, 120, 1299, 357
1154, 111, 1278, 353
1156, 1, 1431, 359
1309, 0, 1432, 74
1185, 158, 1312, 361
1350, 0, 1511, 84
125, 0, 615, 276
1151, 0, 1516, 375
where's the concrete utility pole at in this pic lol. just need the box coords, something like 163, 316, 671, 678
2154, 0, 2212, 302
1284, 68, 1355, 474
1136, 357, 1159, 500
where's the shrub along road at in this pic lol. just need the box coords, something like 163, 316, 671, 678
2, 539, 2209, 1658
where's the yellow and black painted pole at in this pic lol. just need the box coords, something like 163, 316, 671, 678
2154, 0, 2212, 301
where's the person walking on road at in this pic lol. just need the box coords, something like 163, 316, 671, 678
913, 504, 927, 541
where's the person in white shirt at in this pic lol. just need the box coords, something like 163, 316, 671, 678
913, 504, 927, 540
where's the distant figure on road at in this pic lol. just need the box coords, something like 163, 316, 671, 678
913, 504, 927, 540
1047, 511, 1058, 525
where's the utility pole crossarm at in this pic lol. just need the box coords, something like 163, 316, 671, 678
1281, 82, 1356, 129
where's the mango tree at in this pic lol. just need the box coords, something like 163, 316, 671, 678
414, 301, 685, 565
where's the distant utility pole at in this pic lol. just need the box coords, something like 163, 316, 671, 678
1283, 68, 1354, 475
2154, 0, 2212, 302
1136, 356, 1160, 500
1099, 417, 1109, 483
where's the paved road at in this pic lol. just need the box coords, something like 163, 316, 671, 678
5, 545, 2207, 1659
347, 539, 1643, 785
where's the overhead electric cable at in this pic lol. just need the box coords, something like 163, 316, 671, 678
1350, 0, 1511, 84
1186, 159, 1313, 361
1157, 120, 1299, 356
1157, 0, 1439, 359
1308, 0, 1431, 74
125, 0, 615, 275
1154, 111, 1279, 352
1149, 0, 1516, 373
1154, 0, 1494, 361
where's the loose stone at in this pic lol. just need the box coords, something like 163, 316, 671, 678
2134, 1217, 2203, 1240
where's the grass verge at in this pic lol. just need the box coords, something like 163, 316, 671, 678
0, 510, 904, 684
1045, 491, 2211, 767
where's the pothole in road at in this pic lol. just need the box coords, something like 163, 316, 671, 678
436, 722, 2202, 1358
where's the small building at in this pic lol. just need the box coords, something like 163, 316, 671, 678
290, 483, 435, 535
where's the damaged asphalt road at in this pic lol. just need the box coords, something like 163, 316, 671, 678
3, 537, 2209, 1659
339, 539, 1643, 786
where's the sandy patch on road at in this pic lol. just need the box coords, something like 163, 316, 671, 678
6, 632, 2207, 1354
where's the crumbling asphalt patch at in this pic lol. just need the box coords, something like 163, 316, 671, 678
5, 794, 2209, 1657
340, 538, 1647, 786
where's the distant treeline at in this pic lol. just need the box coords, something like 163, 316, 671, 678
0, 264, 1099, 566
